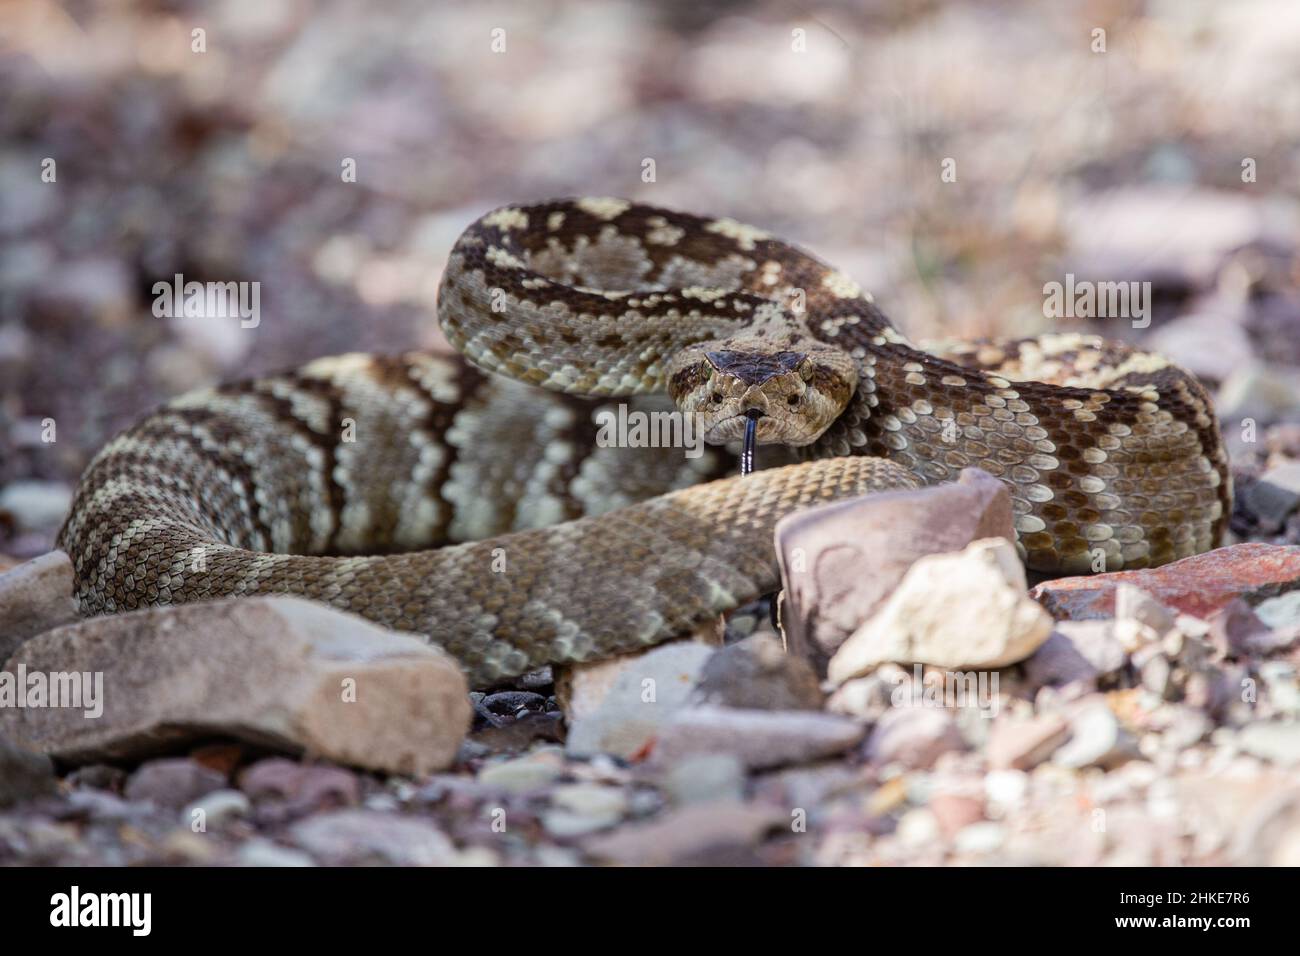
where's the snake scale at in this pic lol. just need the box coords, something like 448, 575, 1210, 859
59, 199, 1231, 687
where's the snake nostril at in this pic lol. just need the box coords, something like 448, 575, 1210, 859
787, 394, 800, 406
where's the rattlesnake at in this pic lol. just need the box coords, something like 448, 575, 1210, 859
59, 199, 1231, 687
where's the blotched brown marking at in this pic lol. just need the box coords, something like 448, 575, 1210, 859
148, 405, 278, 549
279, 372, 350, 553
404, 358, 489, 545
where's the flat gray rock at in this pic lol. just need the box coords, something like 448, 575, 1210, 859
0, 550, 80, 661
0, 595, 471, 775
650, 705, 865, 771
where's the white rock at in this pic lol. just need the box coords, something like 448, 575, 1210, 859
290, 810, 457, 866
1053, 703, 1137, 769
1237, 721, 1300, 767
235, 838, 316, 867
542, 783, 628, 837
661, 754, 746, 805
953, 821, 1007, 855
0, 481, 72, 533
983, 769, 1029, 812
565, 642, 714, 759
828, 538, 1053, 684
182, 789, 251, 828
477, 747, 566, 793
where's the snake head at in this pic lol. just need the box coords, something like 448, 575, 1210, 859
666, 340, 857, 447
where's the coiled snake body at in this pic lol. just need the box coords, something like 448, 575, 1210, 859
60, 199, 1230, 686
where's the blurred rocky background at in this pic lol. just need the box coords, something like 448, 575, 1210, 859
3, 0, 1300, 557
2, 0, 1300, 869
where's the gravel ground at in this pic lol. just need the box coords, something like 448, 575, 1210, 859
2, 0, 1299, 866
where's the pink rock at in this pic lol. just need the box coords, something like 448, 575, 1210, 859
986, 713, 1070, 770
238, 757, 360, 814
1030, 544, 1300, 621
928, 793, 985, 839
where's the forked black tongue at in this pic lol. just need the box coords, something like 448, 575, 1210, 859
741, 410, 761, 476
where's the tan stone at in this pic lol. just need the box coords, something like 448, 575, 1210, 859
828, 538, 1053, 684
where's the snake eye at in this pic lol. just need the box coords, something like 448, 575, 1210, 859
799, 360, 816, 382
711, 392, 723, 404
702, 365, 712, 381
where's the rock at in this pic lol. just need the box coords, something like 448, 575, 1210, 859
1053, 703, 1137, 769
1206, 599, 1272, 659
0, 551, 79, 661
1237, 722, 1300, 767
290, 809, 458, 866
1114, 584, 1176, 637
1256, 591, 1300, 631
691, 633, 823, 710
661, 754, 746, 805
953, 821, 1007, 856
542, 783, 628, 837
1031, 544, 1300, 621
583, 800, 785, 866
0, 735, 56, 807
986, 713, 1070, 770
1259, 663, 1300, 716
649, 706, 865, 771
235, 838, 316, 867
776, 468, 1013, 658
182, 789, 251, 828
983, 769, 1029, 812
477, 748, 566, 793
864, 707, 966, 769
1217, 363, 1300, 421
1232, 789, 1300, 866
0, 596, 471, 775
554, 651, 642, 724
1024, 622, 1127, 687
1159, 706, 1212, 751
1146, 310, 1254, 385
828, 538, 1053, 684
896, 808, 941, 846
1246, 462, 1300, 527
237, 758, 360, 813
565, 642, 714, 759
824, 669, 902, 720
1139, 652, 1174, 698
0, 481, 72, 534
124, 758, 227, 810
928, 793, 985, 839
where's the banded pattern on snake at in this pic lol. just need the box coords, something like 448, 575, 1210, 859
59, 199, 1231, 686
